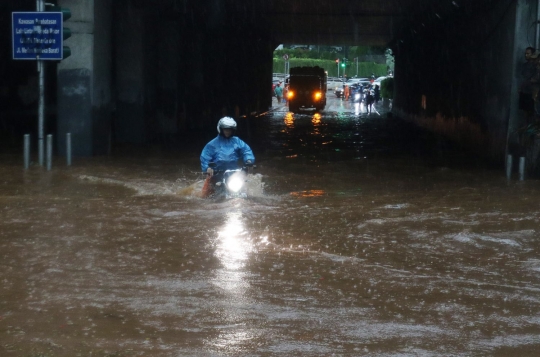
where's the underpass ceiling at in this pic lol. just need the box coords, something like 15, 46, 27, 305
265, 0, 421, 46
154, 0, 488, 48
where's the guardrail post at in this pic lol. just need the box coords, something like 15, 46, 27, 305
66, 133, 72, 166
519, 157, 526, 181
506, 155, 513, 180
24, 134, 30, 169
46, 134, 52, 171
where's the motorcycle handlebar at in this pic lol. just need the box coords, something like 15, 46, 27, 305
202, 165, 255, 175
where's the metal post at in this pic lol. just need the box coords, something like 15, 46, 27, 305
337, 61, 340, 78
38, 60, 45, 166
536, 0, 540, 49
356, 57, 359, 76
46, 134, 52, 171
519, 157, 526, 181
66, 133, 72, 166
37, 0, 45, 165
24, 134, 30, 169
506, 154, 513, 180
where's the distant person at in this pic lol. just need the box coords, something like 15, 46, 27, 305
349, 84, 359, 101
373, 85, 381, 104
520, 47, 538, 114
274, 82, 283, 103
531, 58, 540, 116
365, 90, 375, 113
358, 84, 365, 102
283, 84, 290, 104
344, 85, 350, 101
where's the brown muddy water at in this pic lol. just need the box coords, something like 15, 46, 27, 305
1, 102, 540, 356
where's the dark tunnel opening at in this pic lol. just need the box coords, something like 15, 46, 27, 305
1, 0, 539, 175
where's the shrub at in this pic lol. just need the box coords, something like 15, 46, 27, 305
273, 58, 387, 78
380, 77, 394, 99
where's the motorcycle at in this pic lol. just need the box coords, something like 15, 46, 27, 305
351, 92, 362, 103
205, 162, 254, 199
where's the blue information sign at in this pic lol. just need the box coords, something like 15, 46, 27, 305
12, 12, 63, 60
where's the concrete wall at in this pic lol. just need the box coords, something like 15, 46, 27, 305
113, 0, 146, 144
392, 0, 535, 168
56, 0, 112, 156
509, 0, 540, 174
92, 0, 113, 154
111, 0, 274, 146
155, 20, 180, 140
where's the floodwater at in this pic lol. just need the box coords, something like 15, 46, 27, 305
1, 98, 540, 356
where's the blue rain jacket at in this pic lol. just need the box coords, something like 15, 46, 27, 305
200, 135, 255, 172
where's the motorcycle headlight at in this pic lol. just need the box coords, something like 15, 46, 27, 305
355, 93, 360, 100
226, 173, 245, 193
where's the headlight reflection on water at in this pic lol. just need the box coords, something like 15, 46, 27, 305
209, 211, 256, 352
354, 102, 362, 116
312, 113, 321, 135
284, 112, 295, 127
216, 211, 250, 272
290, 189, 326, 198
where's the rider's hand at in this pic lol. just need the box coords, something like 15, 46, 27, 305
246, 160, 252, 166
206, 167, 214, 176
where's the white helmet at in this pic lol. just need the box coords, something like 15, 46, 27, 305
217, 116, 237, 134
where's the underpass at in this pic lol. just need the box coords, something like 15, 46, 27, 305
1, 0, 539, 173
2, 1, 540, 355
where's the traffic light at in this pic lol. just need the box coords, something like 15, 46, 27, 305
335, 58, 340, 64
46, 4, 72, 59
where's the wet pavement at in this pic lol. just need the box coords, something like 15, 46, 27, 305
1, 97, 540, 356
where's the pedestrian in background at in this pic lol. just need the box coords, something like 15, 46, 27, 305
373, 85, 381, 104
365, 90, 375, 113
274, 82, 283, 103
531, 58, 540, 117
520, 47, 538, 115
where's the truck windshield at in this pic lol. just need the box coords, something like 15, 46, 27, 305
291, 76, 321, 87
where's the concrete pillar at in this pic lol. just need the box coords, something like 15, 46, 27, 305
391, 0, 524, 165
113, 0, 146, 144
155, 21, 180, 141
56, 0, 112, 156
508, 0, 540, 175
106, 0, 276, 142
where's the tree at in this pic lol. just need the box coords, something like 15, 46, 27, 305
385, 48, 395, 75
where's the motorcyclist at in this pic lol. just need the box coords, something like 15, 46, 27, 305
200, 116, 255, 177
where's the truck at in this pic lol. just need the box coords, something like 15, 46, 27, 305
286, 66, 327, 113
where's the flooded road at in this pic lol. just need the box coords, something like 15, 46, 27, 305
1, 98, 540, 356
